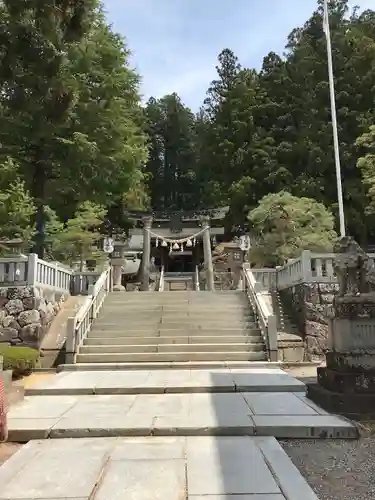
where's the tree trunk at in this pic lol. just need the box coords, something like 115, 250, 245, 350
31, 153, 46, 259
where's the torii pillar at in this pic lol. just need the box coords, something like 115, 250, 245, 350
140, 216, 153, 291
201, 216, 215, 291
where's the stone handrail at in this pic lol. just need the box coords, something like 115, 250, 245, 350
253, 250, 375, 291
0, 255, 28, 285
70, 271, 101, 295
33, 255, 72, 291
194, 266, 200, 291
242, 264, 278, 362
0, 253, 72, 292
65, 267, 112, 363
158, 266, 165, 291
251, 268, 277, 292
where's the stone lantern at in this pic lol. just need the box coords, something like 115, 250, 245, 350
110, 240, 127, 291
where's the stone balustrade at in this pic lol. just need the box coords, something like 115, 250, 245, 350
0, 254, 72, 292
253, 250, 375, 291
0, 254, 105, 296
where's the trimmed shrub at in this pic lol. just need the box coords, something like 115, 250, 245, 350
0, 345, 39, 378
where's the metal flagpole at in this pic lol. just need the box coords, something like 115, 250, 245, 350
323, 0, 346, 237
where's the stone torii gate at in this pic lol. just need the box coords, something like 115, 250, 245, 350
139, 215, 215, 291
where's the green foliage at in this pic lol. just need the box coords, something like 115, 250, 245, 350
248, 192, 337, 266
122, 178, 151, 212
0, 345, 40, 378
144, 94, 199, 210
0, 2, 147, 255
357, 125, 375, 213
143, 1, 375, 244
52, 201, 106, 267
0, 159, 36, 248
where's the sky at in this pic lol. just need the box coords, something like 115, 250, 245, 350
103, 0, 374, 110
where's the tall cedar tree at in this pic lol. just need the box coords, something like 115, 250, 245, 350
0, 1, 97, 256
0, 2, 148, 254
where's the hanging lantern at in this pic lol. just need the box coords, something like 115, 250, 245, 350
162, 240, 168, 247
193, 238, 196, 246
180, 243, 184, 252
173, 242, 179, 250
156, 238, 159, 247
186, 239, 192, 248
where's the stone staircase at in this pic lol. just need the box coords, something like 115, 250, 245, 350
77, 290, 267, 363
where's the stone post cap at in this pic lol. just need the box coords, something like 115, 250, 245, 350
200, 216, 210, 227
142, 216, 153, 229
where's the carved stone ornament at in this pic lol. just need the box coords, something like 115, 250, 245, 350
333, 237, 375, 297
333, 237, 375, 318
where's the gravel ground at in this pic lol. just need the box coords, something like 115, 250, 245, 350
282, 433, 375, 500
282, 365, 375, 499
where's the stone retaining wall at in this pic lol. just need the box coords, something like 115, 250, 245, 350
0, 286, 67, 349
280, 282, 338, 359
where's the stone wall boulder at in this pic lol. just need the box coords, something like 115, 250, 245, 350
2, 316, 20, 330
0, 327, 17, 342
18, 310, 40, 327
5, 299, 24, 315
280, 282, 338, 360
0, 286, 67, 349
19, 323, 43, 345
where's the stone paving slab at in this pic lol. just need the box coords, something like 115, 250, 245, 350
57, 361, 304, 371
25, 368, 306, 395
0, 436, 318, 499
7, 391, 357, 441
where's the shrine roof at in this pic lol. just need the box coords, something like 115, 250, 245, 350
124, 207, 229, 222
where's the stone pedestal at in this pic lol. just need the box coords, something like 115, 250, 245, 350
307, 237, 375, 418
111, 258, 125, 291
140, 217, 152, 292
201, 217, 214, 292
308, 314, 375, 418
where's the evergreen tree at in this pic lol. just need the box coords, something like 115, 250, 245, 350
249, 192, 337, 266
0, 2, 147, 253
144, 94, 198, 210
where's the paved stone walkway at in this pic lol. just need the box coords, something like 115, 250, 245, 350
0, 436, 318, 499
25, 367, 306, 395
1, 367, 359, 499
6, 368, 357, 441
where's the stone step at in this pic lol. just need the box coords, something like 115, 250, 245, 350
103, 302, 250, 310
79, 343, 266, 354
24, 367, 307, 396
88, 327, 260, 337
76, 351, 268, 363
99, 308, 252, 316
103, 299, 250, 306
105, 297, 247, 305
83, 335, 264, 345
57, 361, 315, 372
103, 300, 250, 307
93, 320, 256, 329
93, 317, 257, 331
6, 392, 357, 441
97, 309, 253, 317
106, 292, 245, 298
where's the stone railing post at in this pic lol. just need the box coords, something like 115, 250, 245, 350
301, 250, 312, 282
140, 216, 153, 291
65, 317, 76, 364
267, 314, 278, 362
111, 242, 126, 292
27, 253, 38, 286
201, 216, 214, 292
